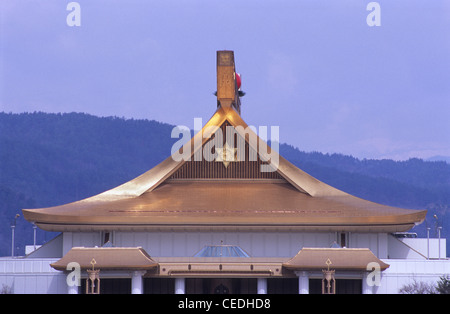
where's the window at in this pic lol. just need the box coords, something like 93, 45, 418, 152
339, 232, 348, 248
102, 231, 113, 246
194, 245, 250, 257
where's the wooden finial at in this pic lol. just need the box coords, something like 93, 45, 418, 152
216, 51, 241, 114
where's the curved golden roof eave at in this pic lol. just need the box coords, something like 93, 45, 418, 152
22, 105, 427, 231
283, 247, 390, 271
22, 179, 427, 232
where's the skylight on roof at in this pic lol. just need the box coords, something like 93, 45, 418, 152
194, 245, 250, 257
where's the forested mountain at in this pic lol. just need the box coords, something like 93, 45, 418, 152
0, 112, 449, 256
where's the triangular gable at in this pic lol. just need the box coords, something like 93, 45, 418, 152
73, 49, 348, 200
169, 119, 284, 180
159, 105, 348, 197
85, 105, 348, 201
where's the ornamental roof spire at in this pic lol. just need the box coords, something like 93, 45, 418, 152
216, 50, 243, 115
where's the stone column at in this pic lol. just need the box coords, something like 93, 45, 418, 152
67, 284, 79, 294
257, 278, 268, 294
297, 271, 309, 294
362, 272, 374, 294
131, 271, 146, 294
175, 278, 186, 294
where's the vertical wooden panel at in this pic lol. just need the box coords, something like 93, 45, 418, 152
170, 122, 281, 180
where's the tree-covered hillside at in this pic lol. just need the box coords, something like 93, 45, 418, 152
0, 112, 448, 256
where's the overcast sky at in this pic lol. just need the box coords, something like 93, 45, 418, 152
1, 0, 449, 160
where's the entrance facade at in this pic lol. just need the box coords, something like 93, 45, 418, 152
81, 276, 364, 294
309, 279, 363, 294
53, 246, 389, 294
186, 278, 257, 294
81, 278, 131, 294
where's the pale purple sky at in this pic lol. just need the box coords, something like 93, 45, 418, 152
1, 0, 449, 160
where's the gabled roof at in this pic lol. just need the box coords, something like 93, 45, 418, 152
283, 247, 389, 271
50, 247, 158, 271
52, 105, 345, 198
22, 51, 427, 233
21, 105, 427, 232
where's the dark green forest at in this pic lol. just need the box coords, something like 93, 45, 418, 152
0, 112, 449, 256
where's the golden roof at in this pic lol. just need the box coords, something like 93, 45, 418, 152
283, 247, 390, 271
23, 178, 426, 232
22, 51, 426, 232
50, 247, 158, 271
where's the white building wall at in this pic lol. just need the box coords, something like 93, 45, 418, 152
59, 231, 446, 261
350, 233, 383, 256
1, 256, 448, 294
388, 236, 446, 259
63, 232, 100, 255
1, 231, 449, 294
0, 258, 65, 294
112, 231, 341, 257
58, 231, 394, 258
377, 259, 450, 294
